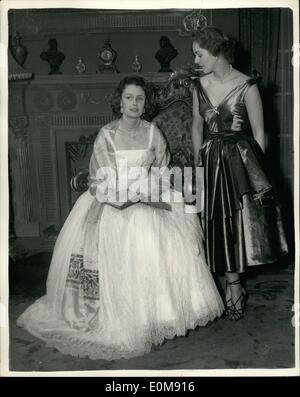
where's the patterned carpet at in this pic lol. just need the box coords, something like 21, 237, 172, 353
8, 253, 295, 372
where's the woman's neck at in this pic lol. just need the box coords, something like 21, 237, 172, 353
212, 60, 233, 83
119, 116, 142, 131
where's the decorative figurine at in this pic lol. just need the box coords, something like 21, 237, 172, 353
132, 55, 142, 73
155, 36, 178, 73
10, 32, 28, 67
40, 38, 65, 75
97, 39, 119, 73
75, 56, 86, 74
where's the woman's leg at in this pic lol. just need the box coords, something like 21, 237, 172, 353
224, 272, 248, 320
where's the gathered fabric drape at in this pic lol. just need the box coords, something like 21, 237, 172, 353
238, 8, 281, 83
238, 8, 294, 250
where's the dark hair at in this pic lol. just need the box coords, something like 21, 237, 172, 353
111, 75, 154, 119
192, 26, 236, 64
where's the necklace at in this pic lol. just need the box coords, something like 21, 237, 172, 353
211, 65, 233, 83
117, 119, 142, 139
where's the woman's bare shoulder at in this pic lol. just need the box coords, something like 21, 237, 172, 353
231, 69, 252, 84
199, 74, 210, 87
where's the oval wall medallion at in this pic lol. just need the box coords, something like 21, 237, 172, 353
57, 89, 77, 111
33, 89, 54, 111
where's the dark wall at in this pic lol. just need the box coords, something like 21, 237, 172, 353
8, 9, 239, 75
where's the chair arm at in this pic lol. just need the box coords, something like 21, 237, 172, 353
70, 170, 89, 193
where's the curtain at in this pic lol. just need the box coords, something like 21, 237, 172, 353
238, 8, 281, 149
238, 8, 281, 82
238, 8, 294, 252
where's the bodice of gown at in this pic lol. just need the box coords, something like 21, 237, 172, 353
115, 149, 155, 180
89, 120, 172, 205
196, 77, 273, 219
109, 123, 156, 183
101, 124, 164, 201
196, 78, 256, 134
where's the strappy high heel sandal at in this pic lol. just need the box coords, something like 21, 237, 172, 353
226, 279, 248, 321
224, 280, 232, 315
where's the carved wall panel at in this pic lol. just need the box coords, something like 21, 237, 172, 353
9, 114, 39, 236
8, 78, 40, 238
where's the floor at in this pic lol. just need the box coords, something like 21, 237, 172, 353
8, 252, 295, 373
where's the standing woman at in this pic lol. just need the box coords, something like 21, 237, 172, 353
191, 27, 288, 320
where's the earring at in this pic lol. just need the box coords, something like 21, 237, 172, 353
120, 104, 123, 114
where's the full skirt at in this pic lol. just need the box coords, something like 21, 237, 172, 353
200, 131, 288, 274
17, 191, 224, 360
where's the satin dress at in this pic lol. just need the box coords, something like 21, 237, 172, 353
195, 78, 288, 274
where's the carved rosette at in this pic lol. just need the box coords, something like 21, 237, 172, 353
57, 89, 77, 111
33, 89, 54, 111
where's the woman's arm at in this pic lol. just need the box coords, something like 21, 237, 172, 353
88, 128, 117, 197
88, 130, 108, 196
191, 88, 204, 167
244, 84, 265, 152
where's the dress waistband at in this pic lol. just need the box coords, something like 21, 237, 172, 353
207, 130, 246, 139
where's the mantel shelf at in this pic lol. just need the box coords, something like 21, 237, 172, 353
28, 73, 172, 86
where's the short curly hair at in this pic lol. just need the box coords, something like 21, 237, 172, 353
110, 75, 156, 119
192, 26, 236, 64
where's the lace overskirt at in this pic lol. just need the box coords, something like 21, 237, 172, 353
17, 191, 224, 360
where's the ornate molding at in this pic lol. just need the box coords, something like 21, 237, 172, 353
9, 92, 22, 107
30, 72, 170, 85
9, 115, 29, 139
79, 91, 109, 105
52, 114, 113, 127
9, 129, 35, 225
9, 115, 28, 130
11, 144, 35, 223
11, 9, 210, 38
39, 128, 58, 223
34, 115, 52, 129
57, 89, 77, 111
33, 89, 55, 112
9, 84, 28, 115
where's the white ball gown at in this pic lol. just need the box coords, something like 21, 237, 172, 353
17, 120, 224, 360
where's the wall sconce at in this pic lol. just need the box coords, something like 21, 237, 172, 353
182, 9, 208, 32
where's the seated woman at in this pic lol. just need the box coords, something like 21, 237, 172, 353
17, 76, 224, 361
